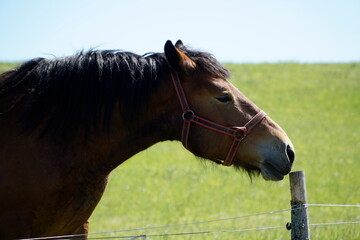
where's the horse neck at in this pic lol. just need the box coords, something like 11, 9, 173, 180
79, 71, 182, 176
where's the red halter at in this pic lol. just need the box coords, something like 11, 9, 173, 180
170, 69, 267, 166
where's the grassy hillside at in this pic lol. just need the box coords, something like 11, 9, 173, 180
1, 62, 359, 239
0, 62, 18, 73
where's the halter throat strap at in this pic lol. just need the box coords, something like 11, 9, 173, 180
170, 68, 266, 166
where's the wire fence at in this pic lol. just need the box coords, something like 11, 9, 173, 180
92, 221, 360, 240
19, 203, 360, 240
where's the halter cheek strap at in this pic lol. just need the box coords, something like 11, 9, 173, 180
170, 69, 266, 166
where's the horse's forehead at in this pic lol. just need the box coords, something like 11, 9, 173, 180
195, 73, 232, 91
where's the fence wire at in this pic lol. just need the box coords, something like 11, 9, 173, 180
19, 207, 298, 240
90, 225, 287, 239
18, 203, 359, 240
307, 204, 360, 207
88, 221, 360, 240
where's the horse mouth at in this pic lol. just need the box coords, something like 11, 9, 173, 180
260, 161, 291, 181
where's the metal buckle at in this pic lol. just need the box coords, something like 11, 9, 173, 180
182, 109, 195, 121
233, 127, 247, 140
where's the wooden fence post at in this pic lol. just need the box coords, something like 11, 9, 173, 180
289, 171, 310, 240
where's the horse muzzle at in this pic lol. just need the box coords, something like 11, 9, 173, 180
259, 143, 295, 181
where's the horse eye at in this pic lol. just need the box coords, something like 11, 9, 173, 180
216, 94, 233, 103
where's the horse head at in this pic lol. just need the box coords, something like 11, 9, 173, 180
163, 40, 294, 180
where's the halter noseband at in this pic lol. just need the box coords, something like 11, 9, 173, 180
170, 68, 267, 166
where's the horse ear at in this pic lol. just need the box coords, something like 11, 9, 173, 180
164, 40, 196, 73
175, 40, 186, 50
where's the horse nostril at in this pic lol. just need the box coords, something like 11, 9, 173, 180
286, 145, 295, 164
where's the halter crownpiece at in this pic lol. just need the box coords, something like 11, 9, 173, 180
170, 68, 267, 166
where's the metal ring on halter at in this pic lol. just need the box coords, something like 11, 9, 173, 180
182, 109, 195, 121
233, 127, 247, 140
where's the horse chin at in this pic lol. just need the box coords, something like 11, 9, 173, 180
259, 161, 289, 181
208, 157, 288, 181
260, 170, 284, 181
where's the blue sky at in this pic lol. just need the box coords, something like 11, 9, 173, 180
0, 0, 359, 63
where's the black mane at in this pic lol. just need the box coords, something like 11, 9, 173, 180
0, 47, 229, 140
178, 45, 230, 79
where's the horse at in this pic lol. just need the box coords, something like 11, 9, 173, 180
0, 40, 295, 239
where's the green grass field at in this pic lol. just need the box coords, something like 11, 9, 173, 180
1, 62, 359, 239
